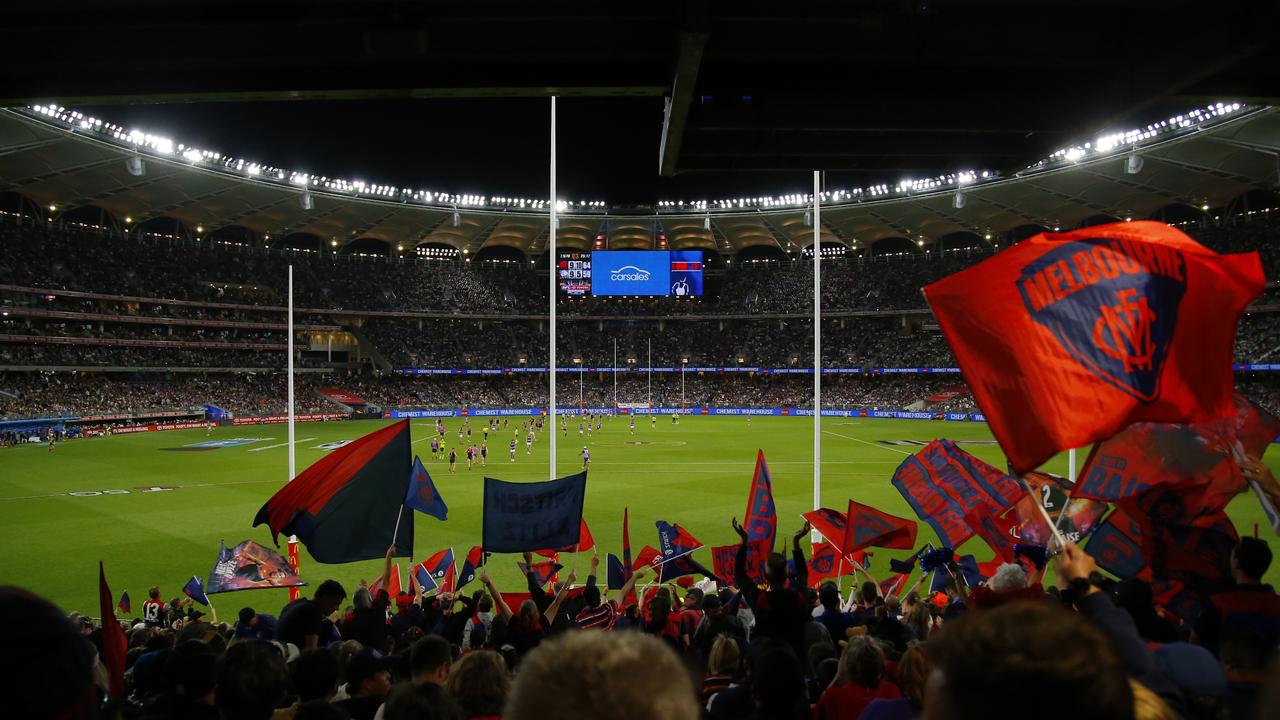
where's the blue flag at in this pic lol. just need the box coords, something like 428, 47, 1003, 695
482, 471, 587, 553
405, 456, 448, 521
658, 552, 719, 584
656, 521, 702, 562
607, 553, 628, 590
183, 576, 210, 606
929, 555, 986, 593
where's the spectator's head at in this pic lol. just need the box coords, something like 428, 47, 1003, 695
1152, 643, 1226, 720
0, 587, 96, 717
215, 640, 289, 720
896, 645, 930, 708
149, 585, 161, 600
353, 587, 372, 610
314, 580, 347, 615
383, 681, 465, 720
859, 581, 879, 605
683, 587, 703, 609
582, 583, 602, 608
708, 634, 740, 676
506, 629, 698, 720
410, 635, 453, 684
765, 552, 788, 587
1130, 678, 1178, 720
988, 563, 1029, 593
885, 594, 902, 616
445, 650, 510, 718
701, 593, 723, 619
477, 594, 494, 614
291, 648, 341, 702
925, 601, 1131, 720
238, 607, 256, 626
517, 599, 540, 627
344, 649, 392, 699
819, 582, 840, 609
1220, 624, 1277, 676
838, 635, 886, 689
1232, 537, 1272, 583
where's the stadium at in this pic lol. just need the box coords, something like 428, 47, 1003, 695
3, 5, 1280, 719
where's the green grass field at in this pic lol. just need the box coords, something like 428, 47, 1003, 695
1, 415, 1276, 617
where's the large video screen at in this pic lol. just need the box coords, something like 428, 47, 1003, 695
591, 250, 703, 297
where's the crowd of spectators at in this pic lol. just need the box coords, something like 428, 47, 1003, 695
14, 528, 1280, 719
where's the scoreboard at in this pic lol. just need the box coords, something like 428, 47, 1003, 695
558, 250, 703, 296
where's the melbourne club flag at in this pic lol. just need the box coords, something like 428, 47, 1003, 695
405, 456, 447, 520
844, 500, 918, 553
117, 590, 131, 615
254, 420, 414, 563
924, 222, 1264, 474
455, 546, 487, 591
415, 548, 456, 594
743, 450, 778, 549
656, 521, 702, 562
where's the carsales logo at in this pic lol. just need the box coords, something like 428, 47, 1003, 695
609, 265, 650, 282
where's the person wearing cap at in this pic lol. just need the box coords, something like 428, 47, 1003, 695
336, 649, 393, 720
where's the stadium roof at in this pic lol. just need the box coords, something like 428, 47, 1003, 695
3, 103, 1278, 256
2, 4, 1277, 203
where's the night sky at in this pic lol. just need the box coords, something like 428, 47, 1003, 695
81, 98, 816, 205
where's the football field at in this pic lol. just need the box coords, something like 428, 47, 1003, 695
1, 415, 1275, 617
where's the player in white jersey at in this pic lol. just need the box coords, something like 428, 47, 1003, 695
526, 430, 534, 454
582, 446, 591, 469
509, 436, 517, 461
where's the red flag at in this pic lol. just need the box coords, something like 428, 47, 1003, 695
924, 222, 1264, 473
808, 541, 849, 586
369, 564, 402, 598
803, 507, 850, 550
535, 518, 595, 557
743, 449, 777, 550
518, 560, 564, 588
965, 507, 1018, 563
844, 500, 917, 552
1075, 393, 1280, 509
633, 545, 661, 573
711, 540, 771, 586
98, 562, 127, 698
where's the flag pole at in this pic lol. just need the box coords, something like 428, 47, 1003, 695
812, 171, 822, 531
613, 338, 617, 412
548, 95, 558, 481
390, 505, 405, 550
287, 265, 300, 600
647, 338, 652, 410
1018, 476, 1068, 552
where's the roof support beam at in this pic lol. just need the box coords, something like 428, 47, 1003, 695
658, 30, 708, 176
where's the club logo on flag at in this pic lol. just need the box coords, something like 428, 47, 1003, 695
1018, 240, 1186, 401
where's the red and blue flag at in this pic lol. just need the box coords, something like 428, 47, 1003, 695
924, 222, 1264, 473
845, 500, 917, 552
891, 440, 1025, 548
711, 539, 771, 586
415, 548, 456, 594
455, 546, 487, 590
656, 520, 702, 562
405, 455, 447, 521
182, 576, 209, 606
535, 518, 595, 557
743, 450, 777, 550
517, 560, 563, 589
483, 471, 587, 553
117, 590, 131, 615
255, 420, 413, 563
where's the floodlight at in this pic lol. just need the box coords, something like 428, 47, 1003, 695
1125, 153, 1143, 175
125, 155, 145, 177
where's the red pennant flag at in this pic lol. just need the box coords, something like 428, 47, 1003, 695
369, 564, 402, 598
97, 562, 127, 698
965, 507, 1018, 563
743, 450, 778, 550
924, 222, 1264, 474
808, 541, 848, 586
633, 545, 661, 573
803, 507, 850, 550
711, 540, 771, 586
844, 500, 917, 553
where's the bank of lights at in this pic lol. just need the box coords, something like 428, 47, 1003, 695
22, 100, 1252, 214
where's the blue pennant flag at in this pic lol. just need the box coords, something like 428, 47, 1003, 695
406, 456, 448, 520
183, 576, 210, 606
